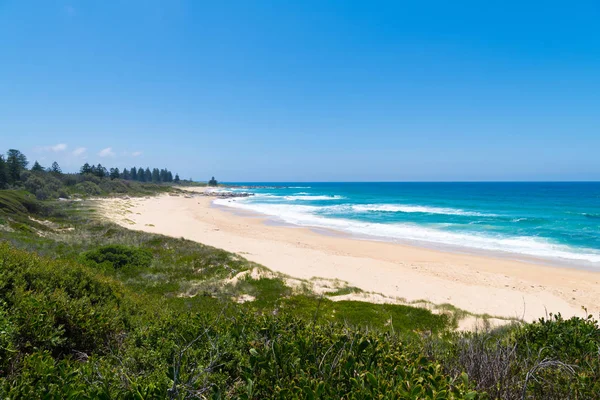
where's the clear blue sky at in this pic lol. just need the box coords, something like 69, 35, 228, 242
1, 1, 599, 181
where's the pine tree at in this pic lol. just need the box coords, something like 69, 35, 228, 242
0, 156, 7, 189
51, 161, 62, 174
145, 168, 152, 182
131, 167, 138, 181
174, 173, 180, 183
95, 164, 108, 178
6, 149, 28, 184
167, 171, 173, 182
80, 163, 93, 174
160, 168, 168, 182
31, 161, 44, 172
109, 168, 120, 179
138, 167, 146, 182
152, 168, 160, 182
122, 168, 130, 180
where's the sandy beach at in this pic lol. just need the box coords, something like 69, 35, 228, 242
98, 189, 600, 323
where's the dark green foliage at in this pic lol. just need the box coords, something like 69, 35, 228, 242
80, 162, 92, 174
174, 173, 180, 183
426, 313, 600, 399
0, 156, 7, 189
82, 244, 153, 270
0, 243, 130, 360
109, 167, 120, 179
138, 167, 146, 182
514, 313, 600, 398
30, 161, 44, 173
517, 312, 600, 360
208, 176, 218, 186
145, 167, 152, 182
73, 181, 102, 196
1, 148, 179, 203
152, 168, 160, 182
23, 172, 64, 200
50, 161, 62, 175
98, 179, 129, 193
94, 163, 108, 178
235, 318, 483, 399
6, 149, 28, 185
0, 242, 482, 399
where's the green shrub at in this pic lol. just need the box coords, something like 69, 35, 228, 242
0, 301, 16, 372
73, 181, 102, 196
0, 243, 132, 361
82, 244, 153, 270
23, 174, 62, 200
514, 313, 600, 399
99, 179, 129, 193
517, 313, 600, 360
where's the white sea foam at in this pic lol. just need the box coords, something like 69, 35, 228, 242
206, 188, 234, 194
283, 195, 345, 201
213, 198, 600, 264
351, 204, 495, 217
288, 186, 312, 189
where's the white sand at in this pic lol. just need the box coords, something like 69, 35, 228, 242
98, 190, 600, 322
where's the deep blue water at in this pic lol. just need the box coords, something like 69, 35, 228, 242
213, 182, 600, 267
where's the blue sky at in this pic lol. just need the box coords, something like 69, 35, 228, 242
1, 1, 599, 181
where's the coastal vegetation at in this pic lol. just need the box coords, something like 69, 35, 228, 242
0, 150, 599, 398
0, 148, 206, 200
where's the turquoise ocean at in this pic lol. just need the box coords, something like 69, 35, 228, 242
213, 182, 600, 268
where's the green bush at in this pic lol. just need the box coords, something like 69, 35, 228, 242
73, 181, 102, 196
0, 301, 16, 372
517, 313, 600, 360
99, 179, 129, 193
0, 243, 132, 361
82, 244, 153, 270
23, 174, 62, 200
514, 313, 600, 398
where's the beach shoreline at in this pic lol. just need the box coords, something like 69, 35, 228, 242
98, 188, 600, 323
211, 197, 600, 273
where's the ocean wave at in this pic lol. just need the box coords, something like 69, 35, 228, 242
206, 188, 234, 194
287, 186, 312, 189
284, 195, 345, 201
351, 204, 496, 217
510, 217, 548, 224
582, 213, 600, 219
212, 199, 600, 264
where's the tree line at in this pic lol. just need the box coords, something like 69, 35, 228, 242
79, 163, 180, 183
0, 149, 182, 190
